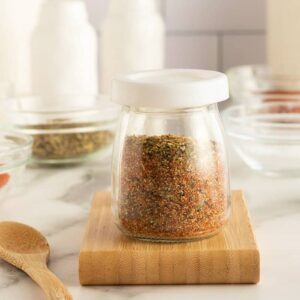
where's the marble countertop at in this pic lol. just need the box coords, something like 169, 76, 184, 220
0, 154, 300, 300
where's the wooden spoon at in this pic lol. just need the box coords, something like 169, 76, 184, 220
0, 221, 72, 300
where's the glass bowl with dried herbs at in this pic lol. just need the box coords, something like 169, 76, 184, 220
111, 69, 231, 242
2, 95, 120, 165
0, 131, 32, 197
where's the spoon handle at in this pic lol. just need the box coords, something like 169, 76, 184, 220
25, 265, 73, 300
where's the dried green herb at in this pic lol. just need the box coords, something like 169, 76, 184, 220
23, 122, 114, 160
118, 134, 228, 241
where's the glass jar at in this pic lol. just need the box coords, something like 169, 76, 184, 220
100, 0, 165, 93
111, 69, 231, 242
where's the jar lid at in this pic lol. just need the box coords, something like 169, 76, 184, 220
112, 69, 229, 108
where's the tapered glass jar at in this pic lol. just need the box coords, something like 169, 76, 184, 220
112, 70, 231, 242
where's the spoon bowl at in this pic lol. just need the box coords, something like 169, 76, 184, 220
0, 221, 49, 255
0, 221, 72, 300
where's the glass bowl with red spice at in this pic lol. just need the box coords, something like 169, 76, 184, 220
227, 65, 300, 104
0, 131, 32, 197
111, 69, 231, 242
223, 101, 300, 176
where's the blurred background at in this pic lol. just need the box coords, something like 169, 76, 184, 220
0, 0, 266, 97
86, 0, 265, 71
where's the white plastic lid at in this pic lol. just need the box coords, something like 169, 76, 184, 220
112, 69, 229, 108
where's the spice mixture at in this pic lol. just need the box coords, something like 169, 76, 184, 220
0, 173, 9, 189
24, 122, 114, 160
261, 90, 300, 103
119, 134, 228, 240
0, 163, 10, 189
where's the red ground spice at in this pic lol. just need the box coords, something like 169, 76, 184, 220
0, 173, 10, 189
118, 134, 229, 241
0, 163, 10, 189
259, 90, 300, 104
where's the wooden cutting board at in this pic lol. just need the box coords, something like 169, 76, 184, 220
79, 191, 260, 285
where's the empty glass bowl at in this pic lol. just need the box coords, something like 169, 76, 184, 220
0, 131, 32, 197
223, 101, 300, 176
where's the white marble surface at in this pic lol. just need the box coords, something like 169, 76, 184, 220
0, 155, 300, 300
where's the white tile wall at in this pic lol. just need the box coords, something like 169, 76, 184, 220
222, 34, 266, 71
166, 35, 218, 69
85, 0, 267, 72
165, 0, 266, 32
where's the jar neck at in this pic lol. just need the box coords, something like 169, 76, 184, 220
108, 0, 159, 15
126, 104, 218, 114
38, 0, 88, 26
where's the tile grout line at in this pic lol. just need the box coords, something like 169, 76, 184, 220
167, 30, 265, 36
161, 0, 167, 18
96, 29, 265, 37
217, 32, 224, 71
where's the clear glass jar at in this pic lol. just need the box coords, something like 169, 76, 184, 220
111, 70, 231, 242
100, 0, 165, 93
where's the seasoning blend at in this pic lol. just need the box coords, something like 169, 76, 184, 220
31, 0, 98, 107
111, 69, 231, 242
100, 0, 165, 94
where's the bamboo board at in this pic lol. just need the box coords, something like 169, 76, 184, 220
79, 191, 260, 285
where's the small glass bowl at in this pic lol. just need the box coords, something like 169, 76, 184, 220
227, 65, 300, 104
223, 101, 300, 176
0, 131, 32, 197
2, 95, 120, 165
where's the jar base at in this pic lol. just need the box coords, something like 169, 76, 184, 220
117, 226, 224, 243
